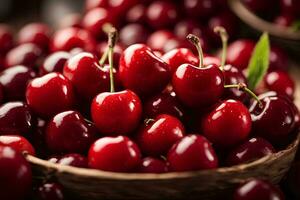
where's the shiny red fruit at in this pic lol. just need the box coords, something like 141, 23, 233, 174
0, 24, 14, 55
167, 134, 218, 172
119, 23, 149, 47
202, 100, 252, 148
147, 30, 175, 52
203, 55, 221, 66
269, 46, 289, 71
138, 157, 168, 173
38, 182, 65, 200
119, 44, 170, 97
26, 72, 74, 118
88, 136, 141, 172
0, 135, 35, 155
280, 0, 300, 17
57, 153, 88, 168
174, 20, 203, 40
85, 0, 107, 10
40, 51, 71, 75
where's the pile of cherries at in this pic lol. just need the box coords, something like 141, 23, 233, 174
0, 0, 299, 200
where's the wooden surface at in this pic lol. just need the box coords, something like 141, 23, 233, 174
291, 66, 300, 108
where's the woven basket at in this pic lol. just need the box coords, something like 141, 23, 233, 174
26, 133, 299, 200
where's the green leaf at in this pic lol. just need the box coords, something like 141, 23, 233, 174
247, 32, 270, 90
292, 20, 300, 31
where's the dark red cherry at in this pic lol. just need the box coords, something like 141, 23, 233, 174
138, 157, 168, 173
91, 90, 142, 135
137, 114, 185, 156
146, 1, 178, 29
163, 37, 208, 55
264, 71, 295, 99
88, 136, 142, 172
85, 0, 107, 10
274, 14, 294, 27
46, 111, 98, 154
167, 134, 218, 172
126, 4, 146, 24
242, 0, 269, 13
108, 0, 138, 17
57, 153, 88, 168
202, 99, 252, 148
203, 55, 221, 66
18, 23, 51, 52
5, 43, 42, 68
0, 135, 35, 155
234, 179, 284, 200
26, 72, 74, 118
31, 118, 47, 157
269, 46, 289, 72
249, 94, 295, 145
174, 20, 203, 40
119, 23, 149, 47
143, 92, 185, 119
183, 0, 219, 20
119, 44, 170, 97
40, 51, 71, 75
96, 42, 123, 67
58, 13, 82, 29
284, 162, 300, 199
0, 24, 14, 55
226, 137, 275, 166
0, 65, 36, 101
0, 146, 32, 200
0, 102, 34, 136
147, 30, 175, 52
280, 0, 300, 17
37, 182, 64, 200
50, 27, 96, 53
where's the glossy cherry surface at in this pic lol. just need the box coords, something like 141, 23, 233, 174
138, 157, 168, 173
226, 137, 275, 166
26, 72, 75, 118
146, 30, 174, 52
0, 24, 14, 55
119, 23, 149, 47
0, 101, 34, 135
37, 182, 64, 200
0, 135, 35, 155
167, 134, 218, 172
88, 136, 141, 172
40, 51, 71, 75
234, 179, 284, 200
91, 90, 142, 135
46, 110, 98, 153
0, 65, 36, 101
57, 153, 88, 168
202, 99, 252, 148
119, 44, 170, 97
137, 114, 185, 156
0, 146, 32, 200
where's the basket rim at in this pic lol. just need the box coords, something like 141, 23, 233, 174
26, 132, 300, 181
228, 0, 300, 40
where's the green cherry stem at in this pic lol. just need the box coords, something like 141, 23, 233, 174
187, 34, 204, 68
107, 26, 118, 93
214, 26, 228, 71
98, 23, 114, 66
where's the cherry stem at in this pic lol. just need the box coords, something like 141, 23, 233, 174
187, 34, 204, 68
107, 26, 118, 93
214, 26, 228, 70
98, 23, 114, 66
224, 83, 263, 107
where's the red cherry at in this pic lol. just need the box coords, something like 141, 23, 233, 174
126, 4, 146, 24
119, 23, 149, 47
0, 146, 32, 200
269, 46, 289, 72
50, 27, 96, 52
46, 111, 98, 154
40, 51, 71, 75
167, 134, 218, 172
5, 43, 42, 68
138, 157, 168, 173
226, 137, 275, 166
18, 23, 51, 52
85, 0, 107, 10
147, 30, 175, 52
37, 182, 65, 200
203, 55, 221, 66
119, 44, 170, 97
183, 0, 219, 20
26, 72, 75, 118
107, 0, 139, 18
57, 153, 88, 168
88, 136, 141, 172
174, 20, 203, 40
0, 24, 14, 55
0, 135, 35, 155
202, 99, 252, 148
280, 0, 300, 17
137, 114, 185, 156
0, 102, 34, 136
242, 0, 269, 13
274, 14, 294, 27
234, 179, 284, 200
284, 162, 300, 199
96, 42, 124, 67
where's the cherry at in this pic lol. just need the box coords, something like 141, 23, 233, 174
269, 46, 289, 71
40, 51, 71, 75
0, 102, 34, 136
183, 0, 219, 20
26, 72, 75, 118
0, 24, 14, 55
163, 37, 207, 55
96, 42, 123, 67
0, 65, 36, 101
57, 153, 88, 168
18, 23, 51, 52
88, 136, 141, 172
119, 23, 149, 47
203, 55, 221, 66
274, 14, 294, 27
242, 0, 269, 13
249, 93, 295, 145
202, 99, 252, 148
119, 44, 170, 97
126, 4, 146, 24
172, 34, 224, 108
31, 118, 47, 157
174, 20, 203, 40
50, 27, 96, 53
167, 134, 218, 172
137, 114, 185, 156
5, 43, 43, 68
146, 1, 178, 29
280, 0, 300, 17
284, 162, 300, 199
85, 0, 107, 10
0, 135, 35, 155
138, 157, 168, 173
37, 182, 65, 200
58, 13, 82, 29
0, 146, 32, 200
146, 30, 175, 52
143, 92, 185, 119
226, 137, 275, 166
234, 179, 284, 200
46, 111, 98, 154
